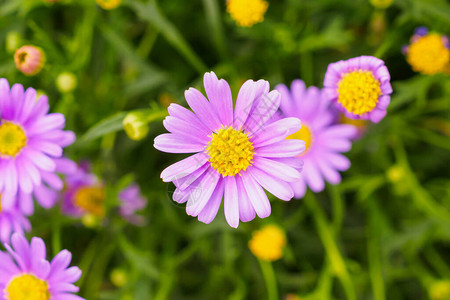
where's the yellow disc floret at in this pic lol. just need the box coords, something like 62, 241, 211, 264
249, 224, 286, 261
287, 125, 312, 154
5, 274, 50, 300
407, 34, 450, 75
227, 0, 269, 27
337, 70, 381, 116
74, 186, 106, 217
0, 122, 27, 157
206, 126, 254, 177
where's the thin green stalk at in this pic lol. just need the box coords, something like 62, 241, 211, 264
258, 260, 278, 300
329, 185, 344, 235
51, 216, 62, 256
367, 201, 386, 300
202, 0, 227, 60
304, 192, 356, 300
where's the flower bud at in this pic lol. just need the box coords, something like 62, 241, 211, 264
56, 72, 77, 93
123, 112, 150, 141
14, 45, 45, 76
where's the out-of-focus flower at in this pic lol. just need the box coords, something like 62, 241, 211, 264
96, 0, 122, 10
404, 27, 450, 75
227, 0, 268, 27
154, 71, 304, 228
285, 295, 303, 300
62, 163, 106, 219
0, 195, 31, 243
0, 79, 75, 213
118, 184, 147, 225
276, 80, 357, 198
249, 224, 286, 261
14, 45, 45, 76
429, 280, 450, 300
5, 31, 22, 54
123, 111, 150, 141
323, 56, 392, 123
56, 72, 78, 93
0, 233, 84, 300
369, 0, 393, 9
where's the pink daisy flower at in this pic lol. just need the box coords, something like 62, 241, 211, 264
0, 202, 30, 244
0, 233, 83, 300
276, 80, 357, 198
61, 163, 105, 219
323, 56, 392, 123
118, 184, 147, 225
154, 71, 305, 228
0, 79, 75, 206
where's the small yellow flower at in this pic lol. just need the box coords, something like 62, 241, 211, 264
249, 224, 286, 261
406, 33, 450, 75
227, 0, 269, 27
429, 280, 450, 300
96, 0, 121, 10
369, 0, 393, 9
123, 111, 150, 141
14, 45, 45, 76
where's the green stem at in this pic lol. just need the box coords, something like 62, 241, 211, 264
367, 201, 386, 300
258, 260, 278, 300
202, 0, 227, 60
330, 185, 344, 235
51, 216, 62, 256
304, 192, 356, 300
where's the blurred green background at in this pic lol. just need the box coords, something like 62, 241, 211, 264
1, 0, 450, 299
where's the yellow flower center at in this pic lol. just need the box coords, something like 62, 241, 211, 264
0, 122, 27, 157
407, 34, 450, 75
206, 127, 254, 177
5, 274, 50, 300
249, 225, 286, 261
337, 70, 381, 115
287, 125, 312, 154
430, 280, 450, 300
0, 194, 3, 212
226, 0, 268, 27
74, 186, 106, 217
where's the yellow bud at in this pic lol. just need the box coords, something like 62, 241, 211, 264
429, 280, 450, 300
6, 31, 22, 53
96, 0, 122, 10
81, 213, 100, 228
110, 269, 128, 287
56, 72, 77, 93
386, 165, 405, 183
369, 0, 393, 9
123, 112, 150, 141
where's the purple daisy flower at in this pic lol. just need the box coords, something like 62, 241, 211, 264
0, 203, 30, 244
323, 56, 392, 123
276, 80, 357, 198
118, 184, 147, 225
0, 233, 83, 300
61, 163, 105, 218
1, 157, 77, 216
0, 79, 75, 200
154, 71, 305, 228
